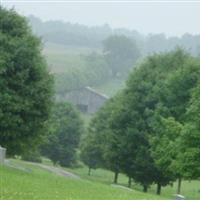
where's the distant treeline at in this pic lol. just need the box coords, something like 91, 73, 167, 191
29, 15, 200, 56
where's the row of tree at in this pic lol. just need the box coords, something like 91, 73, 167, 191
80, 49, 200, 195
29, 15, 200, 56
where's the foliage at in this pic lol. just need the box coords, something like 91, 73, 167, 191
0, 7, 53, 155
80, 134, 103, 175
123, 49, 200, 193
41, 102, 84, 167
103, 35, 140, 77
82, 49, 200, 195
80, 95, 123, 181
177, 84, 200, 179
21, 149, 42, 163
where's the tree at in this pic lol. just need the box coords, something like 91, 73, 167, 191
177, 83, 200, 182
109, 104, 157, 192
103, 35, 140, 77
150, 51, 200, 194
41, 103, 84, 167
150, 116, 183, 194
111, 49, 198, 194
81, 96, 124, 183
80, 133, 103, 176
0, 7, 53, 155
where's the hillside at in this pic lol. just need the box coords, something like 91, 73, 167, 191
1, 160, 168, 200
31, 16, 200, 97
30, 15, 200, 57
43, 42, 101, 74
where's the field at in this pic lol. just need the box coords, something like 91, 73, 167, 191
1, 159, 200, 200
66, 164, 200, 200
1, 160, 168, 200
43, 42, 101, 74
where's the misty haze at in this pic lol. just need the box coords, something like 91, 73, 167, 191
0, 1, 200, 200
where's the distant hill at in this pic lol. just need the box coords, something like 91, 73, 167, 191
28, 15, 200, 56
28, 15, 142, 49
27, 16, 200, 97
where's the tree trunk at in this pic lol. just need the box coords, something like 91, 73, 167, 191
128, 177, 132, 188
143, 185, 148, 192
177, 177, 182, 194
156, 183, 161, 195
113, 171, 119, 184
88, 167, 91, 176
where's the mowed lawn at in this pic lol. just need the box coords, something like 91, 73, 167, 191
0, 162, 168, 200
67, 165, 200, 200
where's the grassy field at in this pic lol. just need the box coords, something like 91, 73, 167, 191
1, 160, 168, 200
66, 165, 200, 200
42, 158, 200, 200
2, 159, 200, 200
43, 42, 101, 74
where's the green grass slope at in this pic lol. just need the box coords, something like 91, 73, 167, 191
0, 162, 167, 200
43, 42, 100, 74
65, 165, 200, 200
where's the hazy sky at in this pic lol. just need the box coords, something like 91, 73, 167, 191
1, 1, 200, 36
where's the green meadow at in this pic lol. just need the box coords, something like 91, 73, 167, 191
43, 42, 101, 74
1, 159, 200, 200
1, 160, 167, 200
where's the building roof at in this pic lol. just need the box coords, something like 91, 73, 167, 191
85, 86, 109, 99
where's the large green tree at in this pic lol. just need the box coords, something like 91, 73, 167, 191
0, 7, 53, 155
81, 96, 124, 183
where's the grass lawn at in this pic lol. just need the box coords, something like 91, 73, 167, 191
0, 161, 168, 200
67, 165, 200, 200
40, 158, 200, 200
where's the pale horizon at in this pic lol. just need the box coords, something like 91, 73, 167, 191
1, 1, 200, 37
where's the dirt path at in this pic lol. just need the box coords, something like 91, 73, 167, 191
5, 159, 80, 179
35, 163, 80, 179
111, 184, 133, 191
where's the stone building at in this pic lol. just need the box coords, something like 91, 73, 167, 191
57, 87, 108, 113
0, 146, 6, 164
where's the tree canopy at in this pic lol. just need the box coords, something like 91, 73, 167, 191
0, 7, 53, 155
42, 102, 84, 167
81, 49, 200, 194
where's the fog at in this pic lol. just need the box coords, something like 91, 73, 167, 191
2, 1, 200, 36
